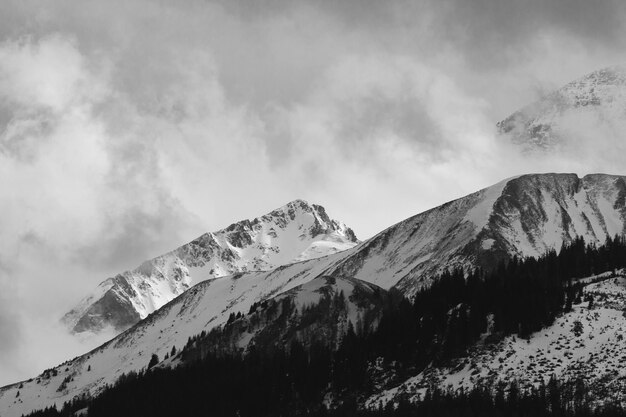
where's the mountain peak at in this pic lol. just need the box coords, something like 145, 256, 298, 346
572, 65, 626, 85
258, 199, 313, 217
262, 199, 321, 223
62, 200, 358, 335
220, 199, 357, 244
498, 65, 626, 151
285, 198, 313, 208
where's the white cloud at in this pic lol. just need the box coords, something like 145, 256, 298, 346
0, 35, 98, 112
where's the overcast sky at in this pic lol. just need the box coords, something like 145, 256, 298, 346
1, 0, 626, 385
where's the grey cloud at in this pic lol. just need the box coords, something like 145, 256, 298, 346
214, 0, 402, 29
73, 121, 199, 272
425, 0, 626, 69
0, 108, 57, 162
0, 299, 20, 354
259, 107, 296, 167
0, 266, 21, 357
73, 202, 195, 272
335, 93, 446, 162
213, 0, 626, 68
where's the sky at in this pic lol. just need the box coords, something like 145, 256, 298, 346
1, 0, 626, 385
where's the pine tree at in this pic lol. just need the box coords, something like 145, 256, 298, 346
147, 353, 159, 369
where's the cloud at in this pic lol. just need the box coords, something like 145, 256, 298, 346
0, 33, 203, 384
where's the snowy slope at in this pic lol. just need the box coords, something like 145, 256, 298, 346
368, 272, 626, 409
175, 275, 387, 363
62, 200, 358, 335
498, 66, 626, 151
0, 261, 350, 417
65, 173, 626, 338
4, 173, 626, 416
327, 173, 626, 296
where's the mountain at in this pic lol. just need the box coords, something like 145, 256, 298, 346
4, 172, 626, 416
63, 173, 626, 338
0, 275, 386, 417
325, 173, 626, 296
19, 245, 626, 416
174, 275, 387, 363
61, 200, 358, 335
498, 66, 626, 151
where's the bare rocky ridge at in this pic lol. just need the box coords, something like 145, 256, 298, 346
62, 200, 358, 335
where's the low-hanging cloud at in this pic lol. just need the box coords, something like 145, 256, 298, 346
1, 0, 626, 386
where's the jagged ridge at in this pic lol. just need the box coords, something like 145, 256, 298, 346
62, 200, 358, 335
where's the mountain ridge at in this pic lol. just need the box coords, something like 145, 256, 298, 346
62, 199, 358, 335
326, 173, 626, 295
5, 173, 626, 417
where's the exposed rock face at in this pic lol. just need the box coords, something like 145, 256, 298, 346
72, 283, 141, 333
62, 200, 358, 335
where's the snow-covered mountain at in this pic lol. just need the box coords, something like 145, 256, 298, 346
4, 173, 626, 416
498, 66, 626, 151
62, 173, 626, 338
0, 273, 384, 417
325, 173, 626, 296
61, 200, 358, 335
176, 275, 387, 363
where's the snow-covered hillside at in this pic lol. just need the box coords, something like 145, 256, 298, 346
62, 200, 358, 335
498, 66, 626, 151
174, 275, 387, 364
369, 271, 626, 409
0, 271, 382, 417
65, 173, 626, 338
4, 172, 626, 416
327, 173, 626, 296
0, 263, 345, 417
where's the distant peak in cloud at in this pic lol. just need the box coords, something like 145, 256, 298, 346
498, 64, 626, 153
